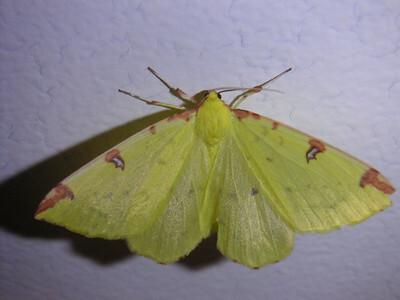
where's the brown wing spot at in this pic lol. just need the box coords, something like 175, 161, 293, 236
234, 110, 250, 120
360, 168, 395, 195
306, 139, 326, 163
105, 149, 125, 170
149, 125, 156, 135
234, 109, 261, 121
167, 110, 194, 122
35, 183, 74, 217
272, 121, 279, 130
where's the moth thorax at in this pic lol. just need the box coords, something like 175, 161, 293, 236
195, 93, 232, 146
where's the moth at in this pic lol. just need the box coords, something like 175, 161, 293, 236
36, 68, 395, 269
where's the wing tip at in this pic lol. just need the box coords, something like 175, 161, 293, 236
360, 168, 396, 195
34, 183, 74, 217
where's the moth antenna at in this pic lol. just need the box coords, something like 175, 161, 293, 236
217, 87, 283, 94
118, 89, 185, 110
229, 68, 292, 108
148, 67, 196, 103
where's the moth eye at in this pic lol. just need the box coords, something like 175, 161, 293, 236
217, 93, 222, 99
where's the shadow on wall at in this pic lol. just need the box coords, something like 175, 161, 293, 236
0, 107, 223, 268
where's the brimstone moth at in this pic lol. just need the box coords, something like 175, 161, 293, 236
35, 67, 395, 269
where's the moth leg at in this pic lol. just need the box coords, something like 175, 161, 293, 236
118, 89, 185, 110
230, 68, 292, 109
148, 67, 196, 104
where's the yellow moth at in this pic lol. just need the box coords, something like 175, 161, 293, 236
35, 68, 395, 269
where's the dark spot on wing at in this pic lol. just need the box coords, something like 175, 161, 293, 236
251, 188, 259, 196
272, 121, 279, 130
35, 183, 74, 217
149, 125, 156, 134
105, 149, 125, 170
306, 139, 326, 163
360, 168, 395, 195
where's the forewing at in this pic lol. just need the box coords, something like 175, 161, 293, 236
35, 110, 210, 245
232, 110, 394, 233
209, 132, 295, 268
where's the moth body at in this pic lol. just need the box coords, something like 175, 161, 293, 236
195, 92, 232, 146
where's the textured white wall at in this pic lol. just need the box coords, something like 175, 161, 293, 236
1, 1, 399, 299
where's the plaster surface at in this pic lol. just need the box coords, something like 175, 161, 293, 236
1, 1, 399, 299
